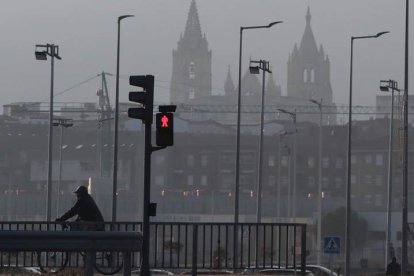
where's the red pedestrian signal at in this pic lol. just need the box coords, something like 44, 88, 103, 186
156, 113, 173, 146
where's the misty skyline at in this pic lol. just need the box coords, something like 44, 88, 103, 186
0, 0, 413, 113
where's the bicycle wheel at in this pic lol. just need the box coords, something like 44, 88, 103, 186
37, 250, 69, 274
93, 251, 123, 275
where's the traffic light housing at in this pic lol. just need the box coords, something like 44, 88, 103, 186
128, 75, 154, 124
156, 112, 174, 146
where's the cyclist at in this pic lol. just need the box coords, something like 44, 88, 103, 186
56, 185, 104, 231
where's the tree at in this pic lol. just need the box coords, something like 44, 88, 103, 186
321, 206, 368, 249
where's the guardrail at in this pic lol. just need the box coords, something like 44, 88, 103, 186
0, 221, 307, 275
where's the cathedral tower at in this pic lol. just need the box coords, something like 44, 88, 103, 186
287, 7, 335, 123
170, 0, 212, 105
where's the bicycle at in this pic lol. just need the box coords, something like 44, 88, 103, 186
37, 221, 123, 275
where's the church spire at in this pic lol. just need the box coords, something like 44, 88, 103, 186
184, 0, 202, 41
224, 66, 235, 95
299, 6, 318, 56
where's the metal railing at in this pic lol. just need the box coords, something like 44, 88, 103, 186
0, 221, 306, 274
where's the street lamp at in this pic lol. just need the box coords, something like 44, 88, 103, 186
233, 20, 282, 268
112, 14, 134, 223
310, 98, 323, 265
35, 43, 62, 222
249, 59, 271, 223
277, 108, 297, 222
235, 21, 283, 225
402, 1, 410, 272
53, 118, 73, 216
379, 80, 400, 269
345, 31, 389, 275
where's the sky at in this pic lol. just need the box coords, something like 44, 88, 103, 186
0, 0, 413, 113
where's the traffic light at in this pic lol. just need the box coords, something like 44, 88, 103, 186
156, 112, 174, 146
128, 75, 154, 124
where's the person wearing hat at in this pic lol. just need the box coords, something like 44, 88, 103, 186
56, 185, 104, 230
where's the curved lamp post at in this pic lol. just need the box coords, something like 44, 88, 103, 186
35, 43, 61, 222
112, 14, 134, 223
345, 31, 388, 275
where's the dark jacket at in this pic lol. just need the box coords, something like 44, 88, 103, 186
58, 193, 104, 223
386, 258, 401, 275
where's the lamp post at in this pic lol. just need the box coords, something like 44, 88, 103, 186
249, 59, 271, 223
310, 98, 323, 265
53, 118, 73, 216
234, 21, 282, 268
345, 31, 389, 275
277, 108, 297, 222
35, 43, 61, 222
402, 0, 410, 272
379, 80, 400, 269
112, 15, 134, 223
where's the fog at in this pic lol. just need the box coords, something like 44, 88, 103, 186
0, 0, 413, 111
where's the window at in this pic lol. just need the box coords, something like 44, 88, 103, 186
365, 174, 373, 185
201, 154, 208, 167
322, 157, 329, 168
189, 62, 195, 79
375, 175, 383, 186
281, 156, 289, 167
308, 157, 315, 168
365, 154, 372, 164
351, 155, 357, 164
308, 176, 315, 188
351, 175, 357, 186
268, 175, 276, 187
376, 154, 383, 166
201, 175, 208, 186
322, 177, 329, 188
375, 194, 383, 207
335, 177, 342, 188
335, 158, 343, 169
281, 176, 288, 187
187, 175, 194, 186
187, 155, 195, 167
189, 87, 195, 99
310, 68, 315, 83
303, 68, 308, 83
268, 156, 276, 167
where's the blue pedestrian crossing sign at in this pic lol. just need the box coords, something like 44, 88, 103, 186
324, 236, 340, 254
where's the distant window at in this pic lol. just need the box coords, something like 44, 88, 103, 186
322, 157, 329, 168
189, 62, 195, 79
201, 154, 208, 167
376, 154, 383, 166
187, 175, 194, 186
189, 87, 195, 99
365, 174, 373, 185
187, 155, 195, 167
335, 177, 342, 188
308, 157, 315, 168
281, 156, 289, 167
268, 156, 276, 167
375, 194, 383, 206
303, 69, 308, 83
335, 158, 343, 169
268, 175, 276, 187
376, 175, 383, 186
281, 176, 288, 187
351, 175, 356, 185
365, 154, 372, 164
201, 175, 208, 186
308, 176, 315, 188
310, 68, 315, 83
351, 155, 357, 164
322, 177, 329, 188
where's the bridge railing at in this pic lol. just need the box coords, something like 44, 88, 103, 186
0, 221, 306, 273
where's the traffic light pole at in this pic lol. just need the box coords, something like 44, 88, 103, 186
140, 119, 152, 276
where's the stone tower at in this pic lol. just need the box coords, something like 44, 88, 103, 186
170, 0, 212, 105
287, 7, 335, 124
